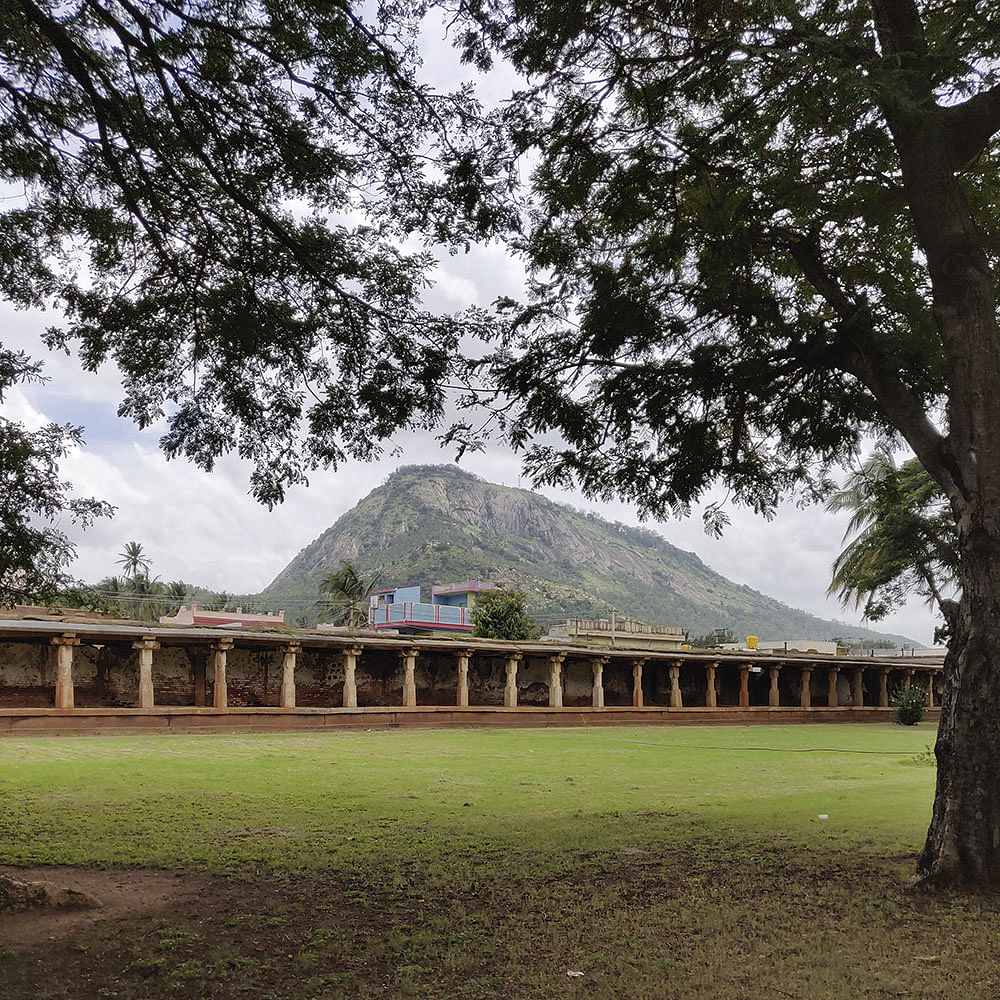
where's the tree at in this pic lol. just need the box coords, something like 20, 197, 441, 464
0, 1, 505, 590
471, 589, 540, 641
452, 3, 1000, 886
165, 581, 189, 614
211, 591, 231, 612
129, 572, 170, 621
0, 349, 112, 605
116, 541, 151, 582
317, 561, 379, 628
827, 451, 958, 625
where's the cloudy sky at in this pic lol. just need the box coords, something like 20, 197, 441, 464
0, 12, 942, 646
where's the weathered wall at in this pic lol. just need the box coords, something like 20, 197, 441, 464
0, 636, 939, 712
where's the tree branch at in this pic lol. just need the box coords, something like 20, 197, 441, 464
787, 230, 953, 492
941, 83, 1000, 168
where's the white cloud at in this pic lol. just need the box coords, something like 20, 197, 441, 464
1, 386, 48, 431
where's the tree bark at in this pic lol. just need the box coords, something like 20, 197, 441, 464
866, 0, 1000, 889
919, 536, 1000, 887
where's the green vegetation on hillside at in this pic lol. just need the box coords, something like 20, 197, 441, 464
261, 465, 914, 643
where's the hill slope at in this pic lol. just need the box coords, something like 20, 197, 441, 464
262, 464, 910, 643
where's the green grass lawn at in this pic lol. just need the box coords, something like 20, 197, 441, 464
3, 723, 999, 999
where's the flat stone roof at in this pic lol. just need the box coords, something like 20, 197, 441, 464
0, 617, 944, 670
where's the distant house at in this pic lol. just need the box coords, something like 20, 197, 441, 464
431, 579, 496, 608
547, 618, 686, 651
368, 580, 496, 633
159, 603, 285, 629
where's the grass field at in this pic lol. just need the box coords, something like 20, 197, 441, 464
2, 723, 998, 999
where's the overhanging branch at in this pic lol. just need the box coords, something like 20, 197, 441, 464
941, 83, 1000, 168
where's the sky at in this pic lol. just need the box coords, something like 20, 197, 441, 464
0, 11, 943, 646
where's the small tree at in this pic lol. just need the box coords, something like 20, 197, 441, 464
892, 685, 927, 727
471, 589, 540, 641
317, 562, 380, 628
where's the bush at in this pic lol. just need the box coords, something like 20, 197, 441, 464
471, 589, 541, 641
891, 684, 926, 726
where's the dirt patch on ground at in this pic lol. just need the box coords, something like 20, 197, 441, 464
3, 854, 1000, 1000
0, 866, 213, 949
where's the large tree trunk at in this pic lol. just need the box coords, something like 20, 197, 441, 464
865, 2, 1000, 889
919, 535, 1000, 887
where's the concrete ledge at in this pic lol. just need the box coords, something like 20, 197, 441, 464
0, 705, 940, 736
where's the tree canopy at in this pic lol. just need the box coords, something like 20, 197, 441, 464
452, 0, 998, 525
1, 0, 505, 507
117, 540, 151, 581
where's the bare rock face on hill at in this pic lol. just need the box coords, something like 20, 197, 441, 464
260, 464, 909, 643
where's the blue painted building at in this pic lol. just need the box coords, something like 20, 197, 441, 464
368, 580, 496, 633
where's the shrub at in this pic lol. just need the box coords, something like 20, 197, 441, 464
471, 589, 541, 641
891, 684, 926, 726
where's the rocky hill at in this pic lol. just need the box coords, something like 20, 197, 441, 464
261, 464, 911, 643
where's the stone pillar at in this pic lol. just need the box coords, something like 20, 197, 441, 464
669, 661, 683, 709
402, 647, 419, 707
342, 645, 362, 708
592, 657, 608, 709
456, 650, 473, 707
548, 654, 565, 708
768, 665, 781, 708
705, 662, 717, 707
879, 668, 890, 708
504, 654, 521, 708
193, 653, 207, 707
133, 636, 161, 709
51, 634, 80, 709
827, 666, 840, 708
279, 642, 300, 709
851, 667, 864, 708
926, 671, 935, 708
739, 665, 750, 709
212, 637, 234, 709
632, 659, 646, 708
800, 665, 813, 709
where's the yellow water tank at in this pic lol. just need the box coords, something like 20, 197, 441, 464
746, 635, 758, 650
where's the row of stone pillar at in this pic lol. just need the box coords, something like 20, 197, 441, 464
728, 662, 936, 710
45, 634, 938, 710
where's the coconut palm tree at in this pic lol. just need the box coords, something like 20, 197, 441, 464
827, 450, 958, 627
317, 561, 380, 628
165, 581, 188, 614
116, 541, 151, 582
